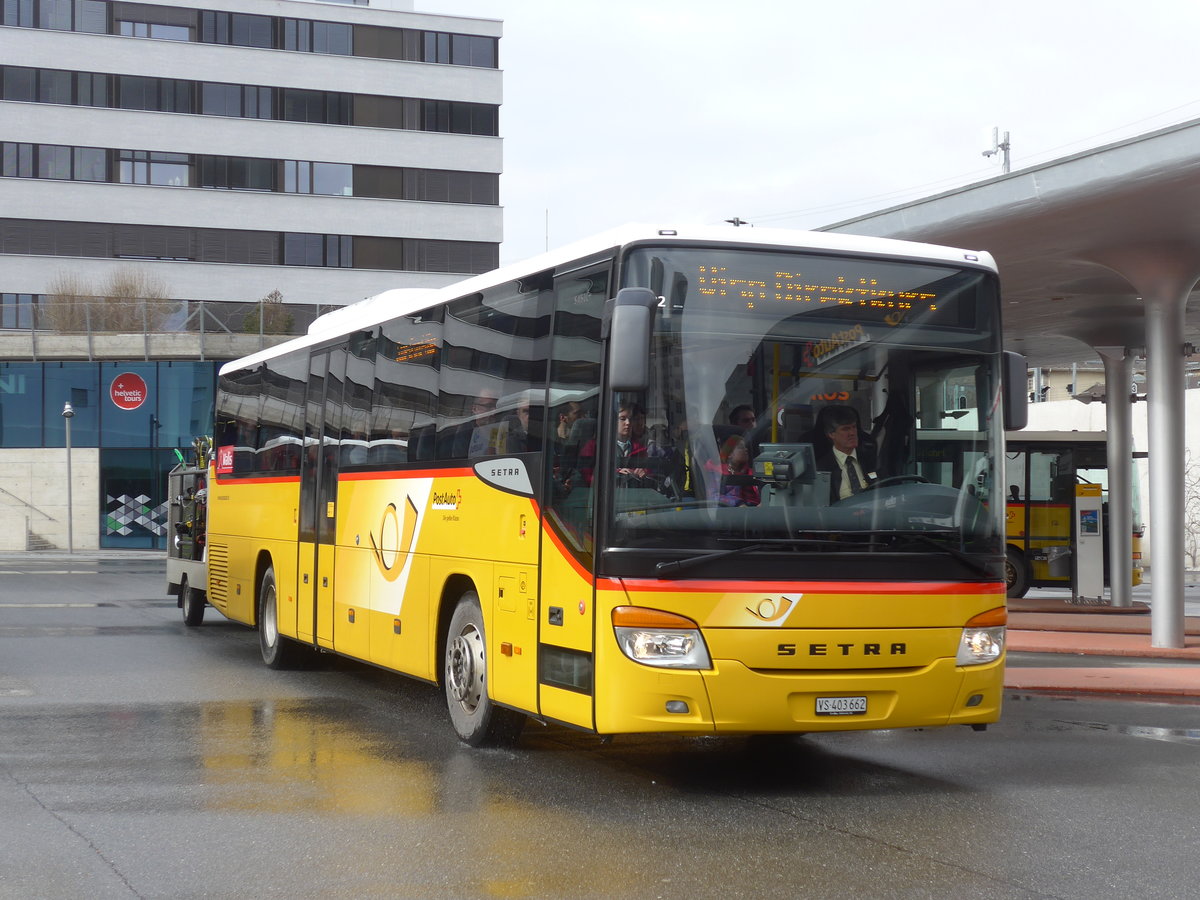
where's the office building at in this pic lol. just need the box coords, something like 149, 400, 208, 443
0, 0, 503, 549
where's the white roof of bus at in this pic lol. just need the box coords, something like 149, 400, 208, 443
220, 223, 996, 376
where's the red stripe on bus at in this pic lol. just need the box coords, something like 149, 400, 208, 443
539, 519, 594, 581
213, 474, 300, 485
339, 467, 474, 481
600, 578, 1005, 595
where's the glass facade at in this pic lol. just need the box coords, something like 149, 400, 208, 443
0, 359, 217, 548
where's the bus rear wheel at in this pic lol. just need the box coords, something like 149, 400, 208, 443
1005, 548, 1030, 599
180, 575, 205, 626
444, 591, 524, 747
258, 566, 310, 670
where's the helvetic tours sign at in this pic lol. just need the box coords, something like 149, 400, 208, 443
110, 373, 148, 410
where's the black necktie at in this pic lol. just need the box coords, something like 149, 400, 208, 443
845, 457, 864, 494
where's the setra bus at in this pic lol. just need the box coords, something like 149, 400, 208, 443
1002, 430, 1144, 598
195, 225, 1027, 745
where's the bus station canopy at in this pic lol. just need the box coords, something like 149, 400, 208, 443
822, 117, 1200, 648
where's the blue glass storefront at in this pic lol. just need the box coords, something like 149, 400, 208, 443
0, 360, 217, 549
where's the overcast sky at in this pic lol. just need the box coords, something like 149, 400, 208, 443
416, 0, 1200, 265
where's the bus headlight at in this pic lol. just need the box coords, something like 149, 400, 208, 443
612, 606, 712, 669
956, 606, 1007, 666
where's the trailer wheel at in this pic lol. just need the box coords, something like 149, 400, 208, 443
444, 591, 524, 747
180, 575, 205, 626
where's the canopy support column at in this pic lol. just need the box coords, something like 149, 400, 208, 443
1096, 347, 1134, 608
1094, 244, 1199, 648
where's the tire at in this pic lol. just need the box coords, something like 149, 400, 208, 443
258, 566, 309, 670
1005, 547, 1030, 599
444, 591, 524, 747
180, 575, 205, 626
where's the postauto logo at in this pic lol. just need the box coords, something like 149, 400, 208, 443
431, 489, 462, 511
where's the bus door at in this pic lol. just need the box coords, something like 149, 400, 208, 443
1026, 446, 1073, 585
297, 346, 345, 649
537, 261, 608, 729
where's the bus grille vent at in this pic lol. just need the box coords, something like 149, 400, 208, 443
207, 543, 229, 606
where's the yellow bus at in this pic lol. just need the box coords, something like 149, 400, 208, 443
199, 225, 1026, 745
1002, 431, 1144, 597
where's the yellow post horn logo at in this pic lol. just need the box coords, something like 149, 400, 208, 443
746, 596, 795, 622
370, 496, 419, 582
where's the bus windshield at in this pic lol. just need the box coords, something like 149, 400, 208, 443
599, 245, 1005, 575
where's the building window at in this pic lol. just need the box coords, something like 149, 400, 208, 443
200, 82, 241, 116
283, 233, 352, 268
112, 1, 196, 39
0, 65, 496, 135
1, 142, 34, 178
116, 75, 193, 113
118, 150, 191, 187
282, 18, 352, 55
198, 156, 276, 192
1, 142, 107, 181
0, 293, 39, 329
200, 11, 273, 48
280, 88, 351, 125
283, 160, 353, 196
36, 144, 72, 179
1, 218, 497, 274
74, 146, 106, 181
2, 0, 35, 27
2, 3, 495, 68
1, 66, 35, 101
451, 34, 496, 68
77, 72, 108, 107
2, 139, 497, 204
34, 0, 105, 32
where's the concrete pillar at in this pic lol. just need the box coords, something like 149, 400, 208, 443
1094, 244, 1198, 648
1096, 347, 1133, 608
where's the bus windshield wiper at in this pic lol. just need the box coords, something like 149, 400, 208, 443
895, 533, 993, 578
654, 538, 880, 576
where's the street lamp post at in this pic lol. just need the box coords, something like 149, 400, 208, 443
62, 401, 74, 555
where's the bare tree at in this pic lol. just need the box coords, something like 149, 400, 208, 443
243, 289, 295, 335
1183, 448, 1200, 570
44, 268, 173, 332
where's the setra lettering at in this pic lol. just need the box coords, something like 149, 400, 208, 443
780, 642, 908, 657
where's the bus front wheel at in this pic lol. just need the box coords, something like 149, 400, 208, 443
258, 566, 309, 670
180, 575, 205, 626
1005, 548, 1030, 599
444, 591, 524, 747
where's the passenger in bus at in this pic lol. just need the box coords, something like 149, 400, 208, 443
815, 405, 877, 502
464, 388, 504, 456
728, 404, 757, 433
1009, 484, 1022, 501
555, 400, 585, 444
501, 391, 541, 453
712, 433, 760, 506
579, 403, 647, 486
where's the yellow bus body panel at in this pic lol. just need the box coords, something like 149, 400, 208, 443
594, 583, 1003, 735
1007, 501, 1144, 586
210, 466, 1003, 737
206, 477, 300, 626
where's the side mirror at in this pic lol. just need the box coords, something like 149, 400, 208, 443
1003, 351, 1028, 431
606, 287, 658, 392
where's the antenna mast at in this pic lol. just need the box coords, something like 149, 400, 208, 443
982, 127, 1011, 174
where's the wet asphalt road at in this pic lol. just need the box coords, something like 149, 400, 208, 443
1, 555, 1198, 900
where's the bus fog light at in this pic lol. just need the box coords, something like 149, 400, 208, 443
665, 700, 689, 714
957, 626, 1005, 665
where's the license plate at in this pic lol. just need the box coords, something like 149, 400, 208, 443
815, 696, 867, 716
